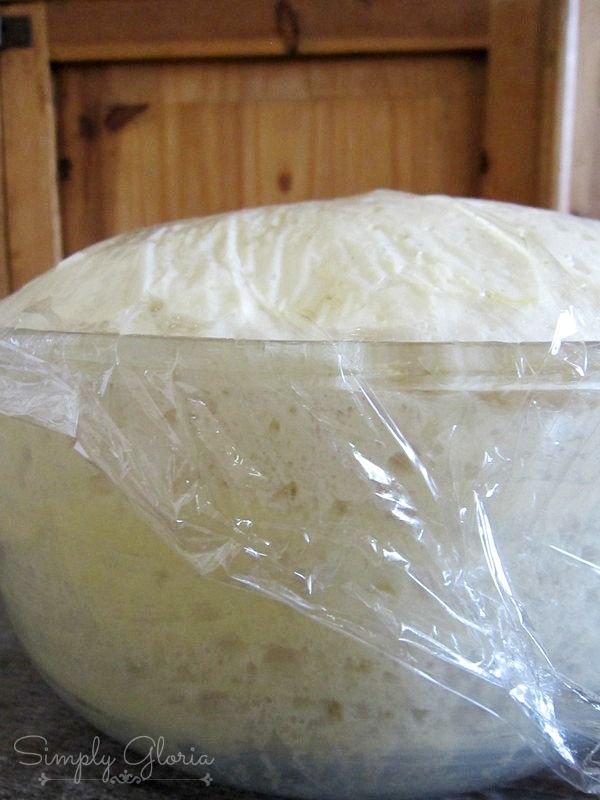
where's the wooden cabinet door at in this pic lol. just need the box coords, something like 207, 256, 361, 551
56, 55, 486, 255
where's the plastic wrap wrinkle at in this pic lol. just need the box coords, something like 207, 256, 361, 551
2, 328, 600, 792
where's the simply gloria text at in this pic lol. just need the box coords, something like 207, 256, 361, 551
13, 734, 214, 783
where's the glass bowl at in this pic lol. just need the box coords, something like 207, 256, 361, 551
1, 331, 599, 798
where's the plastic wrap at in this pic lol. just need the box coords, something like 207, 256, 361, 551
1, 328, 600, 796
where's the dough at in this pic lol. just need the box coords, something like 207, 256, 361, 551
1, 191, 599, 342
1, 192, 599, 798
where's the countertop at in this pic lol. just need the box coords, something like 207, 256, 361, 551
0, 598, 589, 800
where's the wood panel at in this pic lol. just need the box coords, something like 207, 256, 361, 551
482, 0, 565, 208
45, 0, 489, 62
56, 54, 486, 255
568, 0, 600, 219
0, 82, 9, 298
0, 2, 62, 289
536, 0, 569, 210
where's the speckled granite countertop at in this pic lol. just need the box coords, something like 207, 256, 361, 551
0, 597, 589, 800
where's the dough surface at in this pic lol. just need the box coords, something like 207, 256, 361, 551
2, 191, 600, 342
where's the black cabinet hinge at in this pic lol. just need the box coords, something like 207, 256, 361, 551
0, 15, 33, 51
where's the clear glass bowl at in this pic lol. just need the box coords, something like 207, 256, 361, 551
1, 331, 599, 798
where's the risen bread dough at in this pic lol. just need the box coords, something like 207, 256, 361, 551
2, 191, 600, 341
1, 193, 600, 799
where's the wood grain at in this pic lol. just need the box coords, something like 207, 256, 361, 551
0, 2, 62, 289
0, 83, 8, 298
536, 0, 568, 210
45, 0, 488, 62
56, 55, 486, 255
482, 0, 564, 208
569, 0, 600, 219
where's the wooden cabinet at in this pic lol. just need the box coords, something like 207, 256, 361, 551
0, 0, 593, 296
